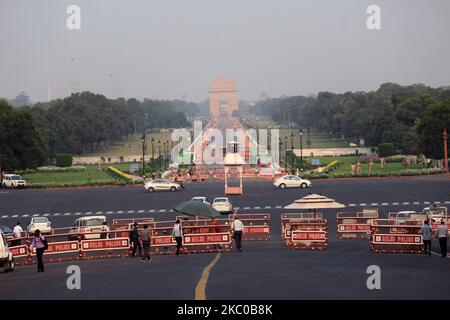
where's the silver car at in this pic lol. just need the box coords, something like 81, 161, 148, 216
144, 179, 182, 192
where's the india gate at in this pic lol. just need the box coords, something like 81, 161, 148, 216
209, 76, 238, 118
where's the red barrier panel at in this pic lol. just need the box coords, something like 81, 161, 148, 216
371, 219, 423, 254
337, 209, 379, 240
228, 214, 270, 241
281, 213, 328, 250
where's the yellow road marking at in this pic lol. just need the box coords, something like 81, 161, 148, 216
195, 253, 221, 300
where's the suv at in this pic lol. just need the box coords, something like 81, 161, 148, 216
2, 174, 27, 189
27, 217, 52, 234
212, 197, 233, 214
0, 231, 15, 272
68, 216, 108, 240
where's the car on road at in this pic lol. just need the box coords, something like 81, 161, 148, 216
27, 217, 52, 234
212, 197, 233, 214
144, 179, 182, 192
191, 197, 211, 205
423, 206, 447, 222
395, 211, 417, 220
1, 174, 27, 189
0, 230, 15, 272
69, 216, 108, 240
0, 226, 14, 242
273, 175, 311, 189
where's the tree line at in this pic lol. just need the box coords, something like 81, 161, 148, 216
0, 92, 196, 171
253, 83, 450, 159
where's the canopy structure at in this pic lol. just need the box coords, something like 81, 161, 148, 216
173, 201, 221, 219
284, 193, 346, 210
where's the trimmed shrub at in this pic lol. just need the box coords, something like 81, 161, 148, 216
37, 166, 86, 172
377, 143, 395, 157
107, 166, 133, 181
56, 154, 73, 167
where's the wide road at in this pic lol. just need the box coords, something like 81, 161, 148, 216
1, 175, 449, 300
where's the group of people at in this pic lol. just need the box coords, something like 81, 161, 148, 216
128, 216, 245, 260
421, 219, 449, 257
350, 159, 375, 175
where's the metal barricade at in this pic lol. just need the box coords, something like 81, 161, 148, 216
370, 219, 423, 254
281, 213, 328, 250
337, 209, 379, 240
228, 214, 270, 240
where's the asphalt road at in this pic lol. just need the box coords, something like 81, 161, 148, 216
1, 175, 449, 300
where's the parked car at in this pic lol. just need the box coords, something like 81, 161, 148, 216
1, 174, 27, 189
69, 216, 108, 240
27, 217, 52, 234
0, 226, 14, 242
0, 230, 15, 272
273, 175, 311, 189
395, 211, 417, 220
191, 197, 211, 204
144, 179, 182, 192
212, 197, 233, 214
423, 206, 447, 222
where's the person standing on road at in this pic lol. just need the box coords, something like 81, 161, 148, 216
436, 220, 449, 257
139, 224, 152, 262
421, 220, 432, 256
30, 230, 47, 272
101, 221, 110, 239
13, 222, 23, 246
172, 219, 183, 256
129, 223, 142, 258
231, 216, 244, 252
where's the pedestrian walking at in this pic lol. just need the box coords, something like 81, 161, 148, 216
421, 220, 432, 256
436, 220, 449, 257
139, 224, 152, 262
13, 222, 23, 246
30, 230, 47, 272
129, 223, 142, 258
231, 216, 244, 252
172, 219, 183, 256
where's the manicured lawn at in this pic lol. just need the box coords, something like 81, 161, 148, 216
23, 165, 116, 185
305, 156, 424, 175
280, 130, 349, 149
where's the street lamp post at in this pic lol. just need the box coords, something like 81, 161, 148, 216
444, 129, 449, 173
284, 136, 288, 172
300, 129, 303, 172
141, 134, 146, 179
290, 133, 295, 174
151, 138, 155, 178
158, 140, 162, 174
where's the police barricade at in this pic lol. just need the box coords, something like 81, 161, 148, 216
112, 217, 155, 238
370, 219, 423, 254
151, 218, 232, 254
337, 209, 379, 240
281, 213, 328, 250
9, 229, 130, 266
228, 214, 271, 241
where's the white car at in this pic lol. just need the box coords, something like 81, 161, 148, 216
0, 231, 15, 272
423, 206, 447, 222
191, 197, 211, 205
2, 174, 27, 189
69, 216, 108, 240
144, 179, 182, 192
212, 197, 233, 214
273, 175, 311, 189
395, 211, 417, 220
27, 217, 52, 234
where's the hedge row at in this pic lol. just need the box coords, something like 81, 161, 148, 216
300, 168, 444, 179
36, 166, 87, 172
107, 166, 133, 181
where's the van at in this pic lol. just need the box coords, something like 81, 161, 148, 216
0, 231, 15, 272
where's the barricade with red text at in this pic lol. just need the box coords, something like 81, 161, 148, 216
281, 213, 328, 250
337, 209, 379, 240
371, 219, 424, 254
228, 214, 271, 241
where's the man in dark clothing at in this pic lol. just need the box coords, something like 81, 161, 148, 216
139, 224, 152, 262
129, 223, 142, 257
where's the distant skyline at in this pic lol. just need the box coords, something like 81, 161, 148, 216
1, 0, 450, 102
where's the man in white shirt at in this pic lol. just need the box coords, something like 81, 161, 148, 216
172, 219, 183, 256
231, 216, 244, 252
436, 220, 449, 257
13, 222, 23, 246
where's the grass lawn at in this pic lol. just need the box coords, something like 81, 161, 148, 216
23, 165, 116, 185
305, 156, 424, 175
279, 130, 349, 149
87, 132, 173, 157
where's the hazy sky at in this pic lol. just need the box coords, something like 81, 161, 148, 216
1, 0, 450, 102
